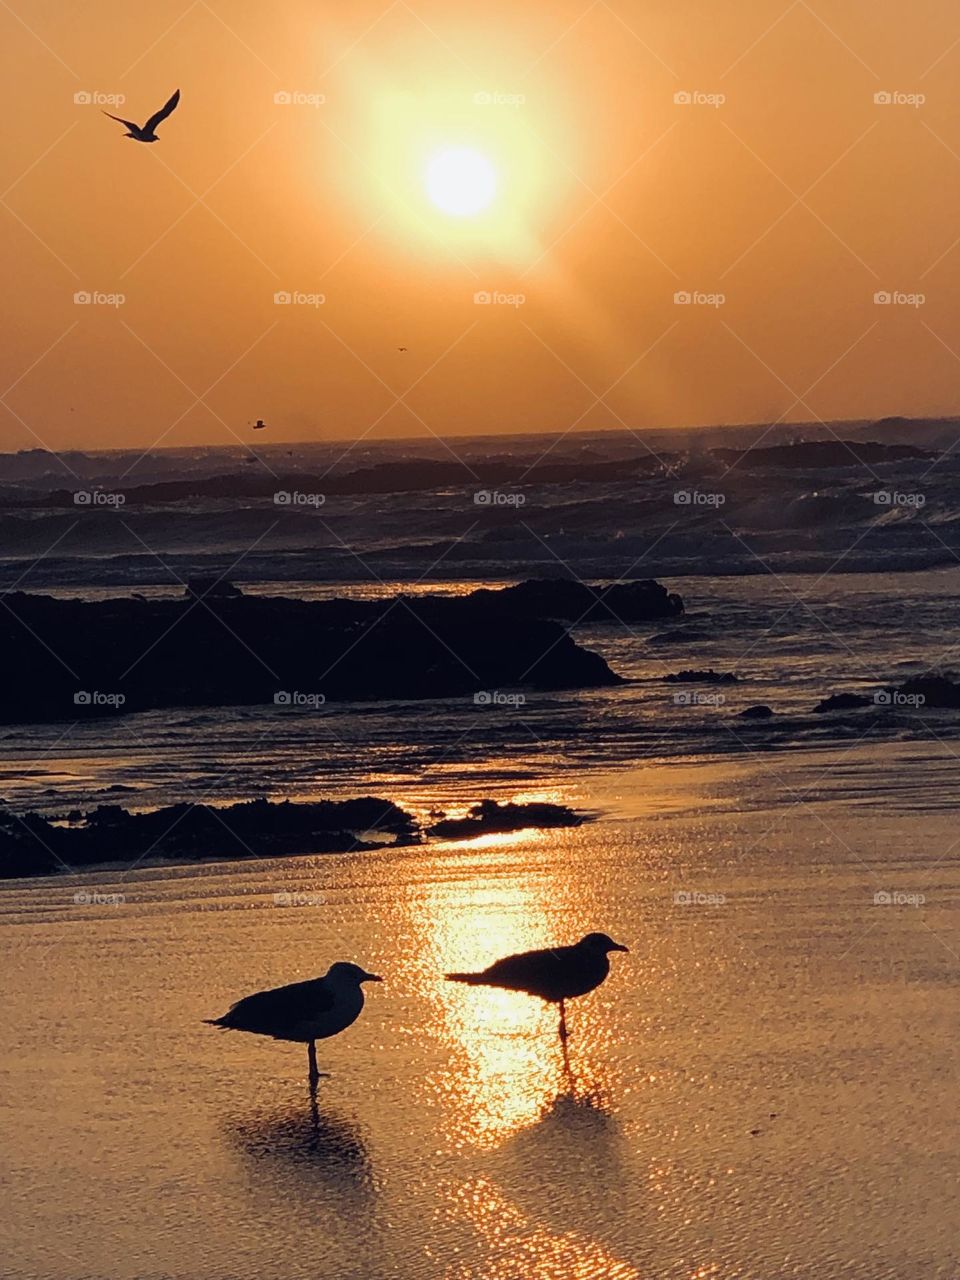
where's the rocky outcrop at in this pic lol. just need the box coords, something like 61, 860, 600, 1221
0, 795, 591, 879
664, 669, 738, 684
0, 585, 625, 724
813, 692, 870, 713
893, 675, 960, 708
428, 798, 585, 840
0, 796, 418, 878
466, 577, 683, 624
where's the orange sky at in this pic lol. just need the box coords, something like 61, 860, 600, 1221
2, 0, 960, 450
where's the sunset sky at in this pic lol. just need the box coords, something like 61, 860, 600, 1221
3, 0, 960, 450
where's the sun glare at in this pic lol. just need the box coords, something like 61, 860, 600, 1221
344, 65, 570, 261
425, 147, 497, 217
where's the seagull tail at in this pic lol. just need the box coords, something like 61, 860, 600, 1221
203, 1017, 229, 1027
445, 972, 484, 984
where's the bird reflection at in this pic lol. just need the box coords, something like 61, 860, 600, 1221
224, 1096, 378, 1222
441, 1083, 639, 1277
443, 1171, 642, 1280
501, 1076, 626, 1213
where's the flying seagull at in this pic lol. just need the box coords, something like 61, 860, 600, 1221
446, 931, 628, 1044
252, 419, 267, 430
205, 961, 382, 1085
103, 89, 181, 142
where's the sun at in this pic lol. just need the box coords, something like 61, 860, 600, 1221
425, 147, 498, 217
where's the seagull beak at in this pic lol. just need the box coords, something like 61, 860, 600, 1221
363, 972, 383, 983
611, 941, 629, 952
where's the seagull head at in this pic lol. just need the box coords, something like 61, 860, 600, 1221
579, 931, 629, 954
326, 961, 383, 985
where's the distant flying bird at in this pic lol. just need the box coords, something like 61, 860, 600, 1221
205, 961, 382, 1084
446, 931, 628, 1044
252, 419, 267, 430
103, 89, 180, 142
397, 347, 408, 352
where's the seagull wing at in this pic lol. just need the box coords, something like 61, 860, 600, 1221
477, 944, 576, 995
216, 977, 335, 1035
102, 111, 141, 131
144, 88, 180, 134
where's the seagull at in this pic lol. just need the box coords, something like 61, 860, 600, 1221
252, 419, 267, 430
446, 931, 628, 1045
204, 961, 382, 1085
102, 89, 181, 143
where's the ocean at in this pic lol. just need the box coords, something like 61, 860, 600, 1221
1, 430, 958, 1278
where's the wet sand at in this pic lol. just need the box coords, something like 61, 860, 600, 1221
1, 743, 957, 1279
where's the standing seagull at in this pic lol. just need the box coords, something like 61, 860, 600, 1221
446, 931, 628, 1046
204, 961, 382, 1085
102, 89, 180, 143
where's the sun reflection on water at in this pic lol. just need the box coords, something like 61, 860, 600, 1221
439, 1176, 642, 1280
398, 834, 626, 1151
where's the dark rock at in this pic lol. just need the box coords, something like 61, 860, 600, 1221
428, 799, 586, 840
664, 669, 738, 684
0, 795, 594, 880
0, 587, 623, 724
740, 704, 775, 719
813, 692, 870, 714
467, 577, 684, 624
0, 796, 418, 879
894, 675, 960, 708
185, 577, 243, 601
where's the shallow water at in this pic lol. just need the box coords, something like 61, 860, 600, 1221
2, 743, 957, 1279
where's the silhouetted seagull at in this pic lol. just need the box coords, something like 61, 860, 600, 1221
205, 961, 382, 1085
446, 931, 628, 1044
103, 89, 180, 142
252, 418, 267, 430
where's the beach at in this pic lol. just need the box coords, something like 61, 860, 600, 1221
1, 741, 957, 1279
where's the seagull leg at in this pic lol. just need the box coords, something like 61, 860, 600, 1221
307, 1040, 319, 1088
558, 1000, 569, 1043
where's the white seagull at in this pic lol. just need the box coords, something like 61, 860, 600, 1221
103, 89, 181, 143
205, 961, 382, 1084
